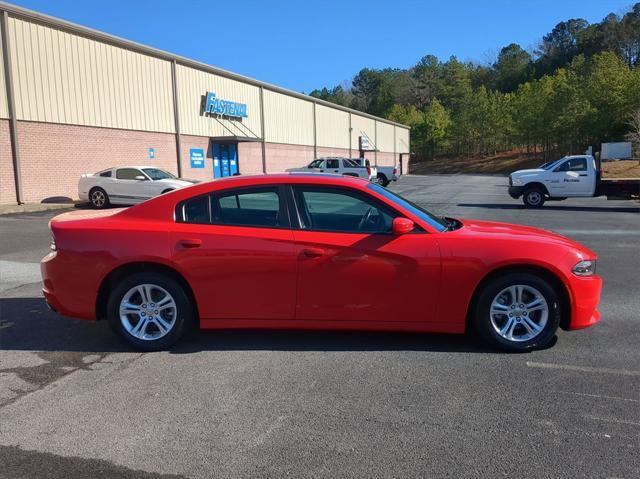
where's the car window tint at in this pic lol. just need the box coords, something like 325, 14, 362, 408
213, 189, 281, 227
116, 168, 142, 180
326, 159, 339, 169
295, 188, 393, 233
181, 195, 211, 223
99, 170, 112, 177
568, 158, 587, 171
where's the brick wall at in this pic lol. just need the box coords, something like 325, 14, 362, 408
0, 120, 17, 205
265, 143, 314, 172
15, 121, 178, 203
315, 147, 352, 158
179, 135, 212, 183
237, 142, 264, 175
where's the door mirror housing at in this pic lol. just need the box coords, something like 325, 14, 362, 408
392, 217, 414, 235
135, 175, 147, 181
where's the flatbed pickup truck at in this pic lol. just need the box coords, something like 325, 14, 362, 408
508, 155, 640, 207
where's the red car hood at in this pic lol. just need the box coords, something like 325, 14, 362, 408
457, 219, 597, 257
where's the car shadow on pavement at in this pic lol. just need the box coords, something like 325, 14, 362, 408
457, 203, 640, 213
0, 297, 499, 354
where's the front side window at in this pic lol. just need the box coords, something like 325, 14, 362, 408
143, 168, 176, 180
555, 158, 587, 172
294, 187, 394, 233
368, 183, 447, 232
116, 168, 144, 180
213, 188, 282, 227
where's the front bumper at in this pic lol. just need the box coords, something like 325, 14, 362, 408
508, 186, 524, 198
567, 274, 602, 330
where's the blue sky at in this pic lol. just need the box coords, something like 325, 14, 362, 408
7, 0, 633, 93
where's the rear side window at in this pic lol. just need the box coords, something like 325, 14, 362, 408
180, 195, 211, 224
326, 159, 339, 169
213, 188, 283, 228
99, 170, 112, 177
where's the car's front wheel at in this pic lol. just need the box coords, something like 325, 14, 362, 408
106, 272, 193, 351
522, 187, 545, 208
473, 273, 560, 352
89, 187, 110, 209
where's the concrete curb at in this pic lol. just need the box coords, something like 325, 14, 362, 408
0, 203, 78, 216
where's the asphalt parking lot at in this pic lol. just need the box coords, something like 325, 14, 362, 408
1, 174, 639, 478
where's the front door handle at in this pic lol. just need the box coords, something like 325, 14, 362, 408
301, 247, 325, 258
579, 173, 588, 177
178, 239, 202, 249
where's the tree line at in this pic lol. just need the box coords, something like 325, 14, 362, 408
309, 4, 640, 159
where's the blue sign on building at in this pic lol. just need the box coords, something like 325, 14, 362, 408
190, 148, 205, 168
204, 92, 248, 118
148, 148, 155, 159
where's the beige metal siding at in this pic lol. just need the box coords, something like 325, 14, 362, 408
0, 19, 8, 119
376, 121, 394, 153
176, 64, 261, 139
395, 126, 410, 153
350, 114, 375, 151
315, 104, 349, 149
264, 90, 313, 145
7, 17, 175, 132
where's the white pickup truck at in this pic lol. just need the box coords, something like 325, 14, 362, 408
508, 155, 640, 207
286, 157, 376, 181
348, 158, 399, 186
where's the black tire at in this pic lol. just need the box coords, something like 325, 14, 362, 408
106, 272, 193, 351
89, 187, 110, 209
522, 186, 545, 208
472, 272, 560, 352
376, 173, 389, 187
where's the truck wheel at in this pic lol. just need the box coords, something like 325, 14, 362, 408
89, 187, 110, 209
376, 174, 389, 187
523, 187, 545, 208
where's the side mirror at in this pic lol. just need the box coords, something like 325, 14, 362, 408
135, 175, 147, 181
392, 217, 414, 235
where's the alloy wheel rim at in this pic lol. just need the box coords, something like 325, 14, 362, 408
489, 284, 548, 342
119, 284, 177, 341
92, 191, 105, 207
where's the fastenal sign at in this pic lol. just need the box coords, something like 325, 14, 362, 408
203, 92, 248, 118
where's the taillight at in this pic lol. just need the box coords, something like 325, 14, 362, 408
393, 168, 397, 175
366, 166, 371, 176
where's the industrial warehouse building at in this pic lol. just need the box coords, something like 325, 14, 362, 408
0, 3, 410, 206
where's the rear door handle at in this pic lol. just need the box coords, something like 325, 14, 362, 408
301, 247, 325, 258
178, 238, 202, 249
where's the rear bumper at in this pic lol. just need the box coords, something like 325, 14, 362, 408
508, 186, 524, 198
567, 274, 602, 330
41, 252, 97, 320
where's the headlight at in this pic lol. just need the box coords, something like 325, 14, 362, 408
50, 236, 57, 252
572, 260, 596, 276
511, 177, 524, 186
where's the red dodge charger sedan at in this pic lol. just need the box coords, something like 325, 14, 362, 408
41, 174, 601, 352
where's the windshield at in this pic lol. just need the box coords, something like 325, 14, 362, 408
367, 183, 448, 232
142, 168, 176, 180
541, 158, 565, 170
308, 159, 324, 168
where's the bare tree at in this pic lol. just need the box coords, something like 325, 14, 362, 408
625, 109, 640, 161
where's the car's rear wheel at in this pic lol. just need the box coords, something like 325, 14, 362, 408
106, 272, 193, 351
89, 187, 110, 209
522, 187, 545, 208
473, 273, 560, 352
